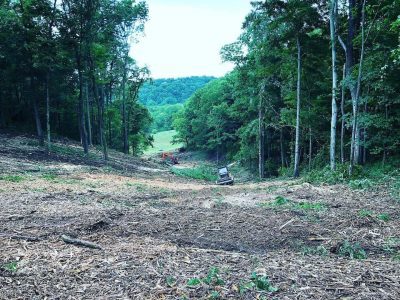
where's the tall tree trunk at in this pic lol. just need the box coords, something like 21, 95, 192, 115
363, 99, 367, 164
308, 127, 312, 171
85, 81, 92, 146
122, 57, 128, 154
0, 91, 4, 128
340, 64, 346, 163
259, 80, 267, 179
78, 69, 89, 154
31, 77, 44, 146
293, 37, 301, 178
280, 127, 285, 169
349, 0, 366, 175
46, 72, 51, 153
330, 0, 338, 171
99, 84, 108, 160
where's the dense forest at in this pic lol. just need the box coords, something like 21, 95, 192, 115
174, 0, 400, 178
139, 76, 215, 106
0, 0, 399, 176
139, 76, 215, 133
0, 0, 152, 156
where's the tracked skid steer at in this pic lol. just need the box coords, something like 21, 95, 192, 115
216, 166, 234, 185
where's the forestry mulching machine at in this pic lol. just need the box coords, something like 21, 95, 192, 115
216, 166, 234, 185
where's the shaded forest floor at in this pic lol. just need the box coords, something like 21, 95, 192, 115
0, 134, 399, 299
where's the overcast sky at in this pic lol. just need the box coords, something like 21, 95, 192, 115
131, 0, 251, 79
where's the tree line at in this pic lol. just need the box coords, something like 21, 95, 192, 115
174, 0, 400, 178
0, 0, 152, 157
139, 76, 215, 133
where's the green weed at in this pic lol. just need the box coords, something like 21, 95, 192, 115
3, 261, 18, 272
358, 209, 373, 218
41, 173, 58, 181
338, 241, 367, 259
377, 213, 390, 222
187, 278, 201, 286
239, 272, 278, 294
259, 196, 325, 212
301, 245, 328, 256
166, 276, 177, 287
0, 175, 25, 183
358, 210, 390, 222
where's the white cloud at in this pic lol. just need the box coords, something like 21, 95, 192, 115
131, 0, 251, 79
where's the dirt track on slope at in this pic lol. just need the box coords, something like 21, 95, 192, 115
0, 134, 399, 299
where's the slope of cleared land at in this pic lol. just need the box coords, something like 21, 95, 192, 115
0, 134, 399, 299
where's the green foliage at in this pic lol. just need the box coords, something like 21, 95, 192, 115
239, 272, 278, 294
203, 267, 225, 286
260, 196, 325, 212
338, 241, 367, 259
377, 213, 390, 222
274, 196, 290, 206
166, 276, 177, 288
171, 165, 217, 181
41, 173, 58, 181
174, 0, 400, 177
187, 278, 201, 286
0, 175, 25, 183
358, 209, 373, 218
349, 179, 374, 189
139, 77, 215, 106
305, 164, 361, 184
301, 245, 328, 256
148, 104, 183, 133
3, 262, 18, 272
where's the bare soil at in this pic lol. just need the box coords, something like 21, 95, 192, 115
0, 134, 399, 299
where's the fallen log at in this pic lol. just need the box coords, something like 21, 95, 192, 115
61, 234, 102, 250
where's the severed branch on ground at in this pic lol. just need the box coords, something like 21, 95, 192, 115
61, 234, 103, 250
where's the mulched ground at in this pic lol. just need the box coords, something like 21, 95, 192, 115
0, 134, 399, 299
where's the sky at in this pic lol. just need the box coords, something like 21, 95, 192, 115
131, 0, 251, 79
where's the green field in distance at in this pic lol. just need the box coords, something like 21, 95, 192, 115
144, 130, 182, 155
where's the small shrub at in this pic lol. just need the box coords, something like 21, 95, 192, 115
274, 195, 289, 206
0, 175, 25, 183
171, 165, 217, 181
349, 179, 374, 189
250, 272, 278, 292
338, 241, 367, 259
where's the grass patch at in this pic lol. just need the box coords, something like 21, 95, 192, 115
41, 173, 58, 181
0, 175, 25, 182
171, 165, 217, 181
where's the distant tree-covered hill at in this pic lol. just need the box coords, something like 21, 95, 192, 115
139, 76, 216, 106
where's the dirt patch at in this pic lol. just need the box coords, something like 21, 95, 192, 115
1, 134, 400, 299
